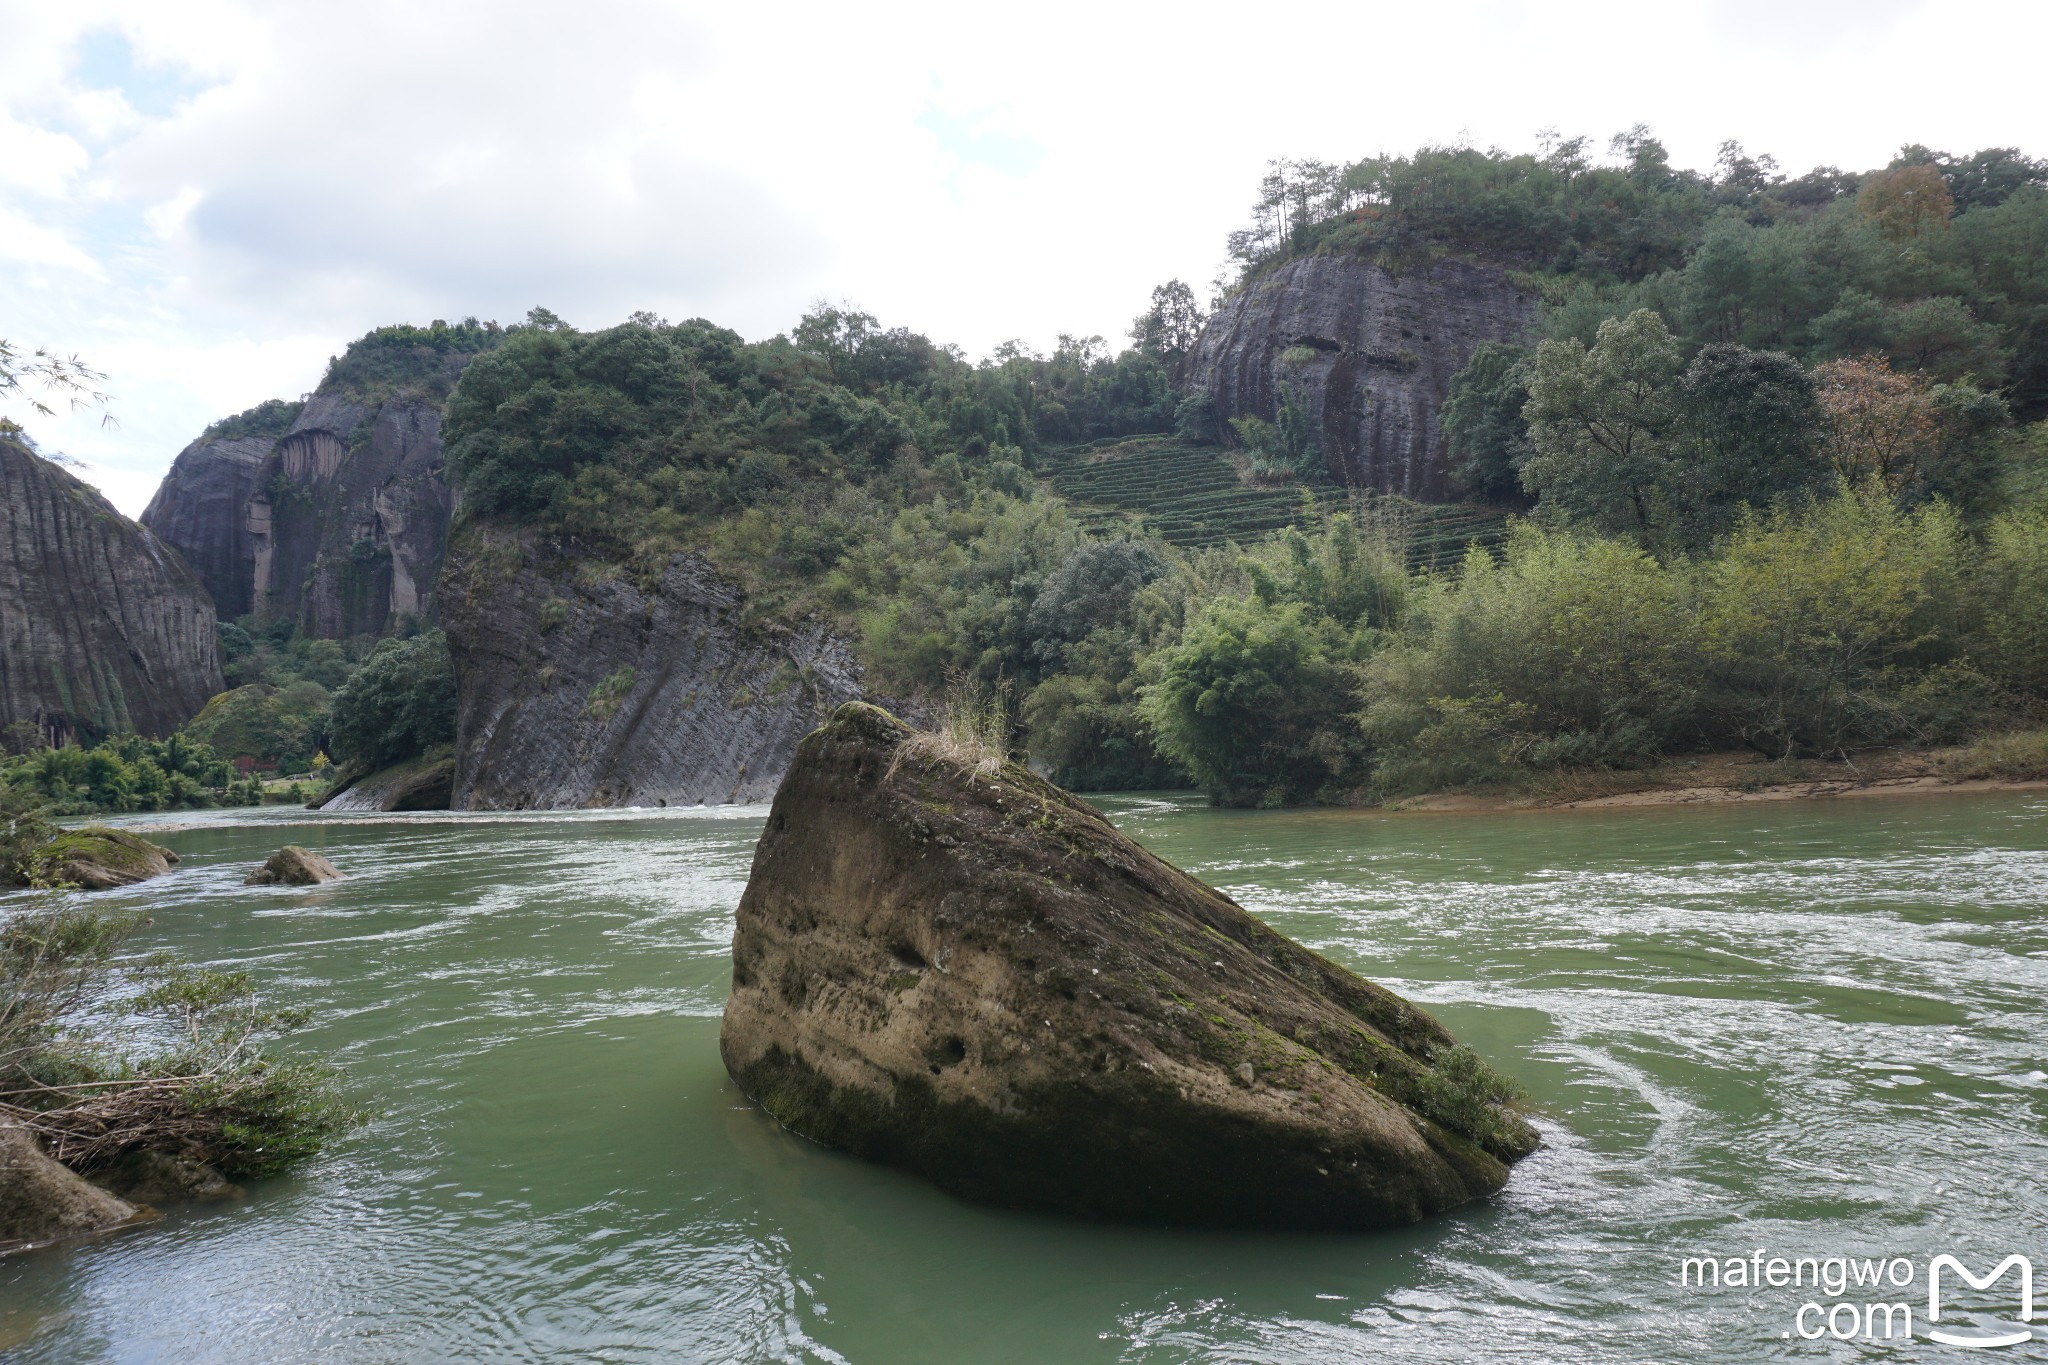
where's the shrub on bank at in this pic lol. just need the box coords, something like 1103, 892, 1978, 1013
1940, 728, 2048, 781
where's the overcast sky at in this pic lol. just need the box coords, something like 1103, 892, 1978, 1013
3, 0, 2043, 515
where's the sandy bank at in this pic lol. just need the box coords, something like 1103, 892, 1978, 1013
1382, 749, 2048, 814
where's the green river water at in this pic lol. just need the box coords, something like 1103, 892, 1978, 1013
1, 792, 2045, 1362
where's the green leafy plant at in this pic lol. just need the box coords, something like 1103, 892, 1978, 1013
327, 631, 457, 771
1402, 1045, 1528, 1155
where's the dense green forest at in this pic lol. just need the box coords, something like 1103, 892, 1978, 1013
435, 132, 2048, 805
0, 728, 266, 815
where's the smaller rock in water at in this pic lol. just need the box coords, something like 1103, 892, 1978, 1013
0, 1126, 140, 1252
245, 845, 343, 886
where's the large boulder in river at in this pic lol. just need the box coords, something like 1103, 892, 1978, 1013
720, 703, 1537, 1229
245, 845, 342, 886
0, 1125, 140, 1251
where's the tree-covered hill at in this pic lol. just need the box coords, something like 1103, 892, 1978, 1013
1227, 134, 2048, 418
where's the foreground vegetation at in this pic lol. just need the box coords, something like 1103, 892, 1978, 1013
0, 896, 361, 1181
2, 799, 361, 1182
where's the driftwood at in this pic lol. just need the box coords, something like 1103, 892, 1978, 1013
0, 1074, 220, 1170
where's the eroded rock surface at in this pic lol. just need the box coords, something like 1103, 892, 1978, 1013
0, 1126, 140, 1251
316, 754, 454, 812
1, 438, 224, 742
139, 433, 272, 619
721, 703, 1537, 1229
1183, 253, 1536, 500
245, 845, 342, 886
440, 533, 872, 808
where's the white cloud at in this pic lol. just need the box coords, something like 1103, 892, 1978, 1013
0, 0, 2043, 516
0, 113, 89, 195
0, 206, 101, 273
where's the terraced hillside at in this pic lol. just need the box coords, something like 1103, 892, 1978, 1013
1039, 437, 1512, 569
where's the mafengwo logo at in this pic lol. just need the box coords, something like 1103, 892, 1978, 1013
1928, 1255, 2034, 1349
1679, 1249, 2035, 1346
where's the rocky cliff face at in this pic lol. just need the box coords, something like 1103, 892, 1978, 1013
1184, 254, 1536, 500
142, 394, 453, 636
0, 439, 224, 742
438, 530, 872, 808
722, 702, 1537, 1229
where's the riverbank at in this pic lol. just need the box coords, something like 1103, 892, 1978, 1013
1382, 737, 2048, 813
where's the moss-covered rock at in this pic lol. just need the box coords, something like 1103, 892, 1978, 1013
720, 702, 1537, 1230
34, 828, 178, 891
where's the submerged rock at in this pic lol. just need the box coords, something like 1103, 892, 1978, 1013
245, 845, 343, 886
0, 1126, 140, 1251
36, 829, 178, 891
91, 1148, 236, 1206
721, 703, 1538, 1230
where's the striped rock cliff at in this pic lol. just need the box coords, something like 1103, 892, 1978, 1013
1, 437, 223, 742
